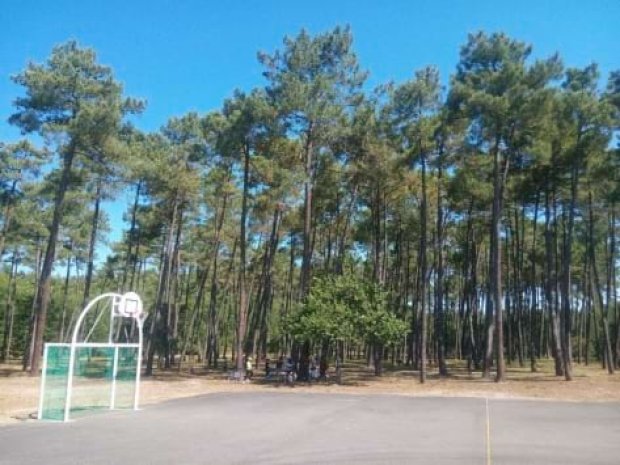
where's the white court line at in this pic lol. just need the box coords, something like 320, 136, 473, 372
485, 397, 492, 465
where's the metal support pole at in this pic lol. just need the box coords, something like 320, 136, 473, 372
63, 345, 76, 422
110, 346, 119, 409
37, 345, 49, 420
134, 319, 143, 410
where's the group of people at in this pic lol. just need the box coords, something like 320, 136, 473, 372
307, 355, 329, 381
261, 356, 297, 384
270, 354, 331, 383
241, 354, 331, 385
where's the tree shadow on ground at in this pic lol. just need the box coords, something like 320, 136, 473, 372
0, 363, 29, 377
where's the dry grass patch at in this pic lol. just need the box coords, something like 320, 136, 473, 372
1, 359, 618, 425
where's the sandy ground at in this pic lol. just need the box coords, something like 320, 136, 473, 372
1, 360, 619, 425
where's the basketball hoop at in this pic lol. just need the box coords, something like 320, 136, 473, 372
117, 292, 145, 320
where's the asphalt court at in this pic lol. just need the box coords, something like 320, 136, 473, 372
1, 392, 618, 464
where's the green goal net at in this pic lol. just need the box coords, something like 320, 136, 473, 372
39, 345, 70, 421
38, 292, 146, 422
39, 344, 139, 420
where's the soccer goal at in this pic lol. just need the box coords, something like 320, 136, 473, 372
38, 292, 147, 422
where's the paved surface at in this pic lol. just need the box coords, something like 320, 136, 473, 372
0, 392, 619, 464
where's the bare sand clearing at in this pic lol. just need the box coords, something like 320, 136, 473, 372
2, 360, 619, 425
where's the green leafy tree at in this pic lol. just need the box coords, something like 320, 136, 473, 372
289, 275, 406, 378
10, 40, 143, 373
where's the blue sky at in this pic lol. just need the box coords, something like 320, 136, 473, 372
2, 0, 619, 258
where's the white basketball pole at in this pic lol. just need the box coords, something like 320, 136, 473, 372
134, 316, 144, 410
110, 346, 119, 409
37, 345, 49, 420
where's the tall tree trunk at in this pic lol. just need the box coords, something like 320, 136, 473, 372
371, 187, 385, 376
584, 257, 592, 366
23, 237, 42, 371
166, 210, 183, 368
2, 250, 18, 361
372, 188, 383, 286
461, 200, 476, 370
435, 148, 447, 376
491, 141, 506, 382
505, 225, 513, 365
179, 266, 207, 368
58, 254, 72, 341
610, 205, 619, 368
252, 206, 282, 362
236, 143, 251, 373
418, 153, 428, 383
482, 249, 495, 377
205, 248, 219, 367
300, 125, 314, 296
205, 192, 230, 367
30, 146, 75, 375
559, 162, 579, 381
545, 177, 564, 377
297, 126, 316, 381
588, 190, 614, 374
0, 180, 17, 257
529, 192, 540, 371
335, 185, 357, 275
146, 198, 178, 375
82, 179, 102, 308
122, 180, 141, 292
514, 206, 525, 367
604, 203, 617, 368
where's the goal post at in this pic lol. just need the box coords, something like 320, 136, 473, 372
38, 292, 147, 422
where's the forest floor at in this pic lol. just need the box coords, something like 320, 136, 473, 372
1, 358, 619, 425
